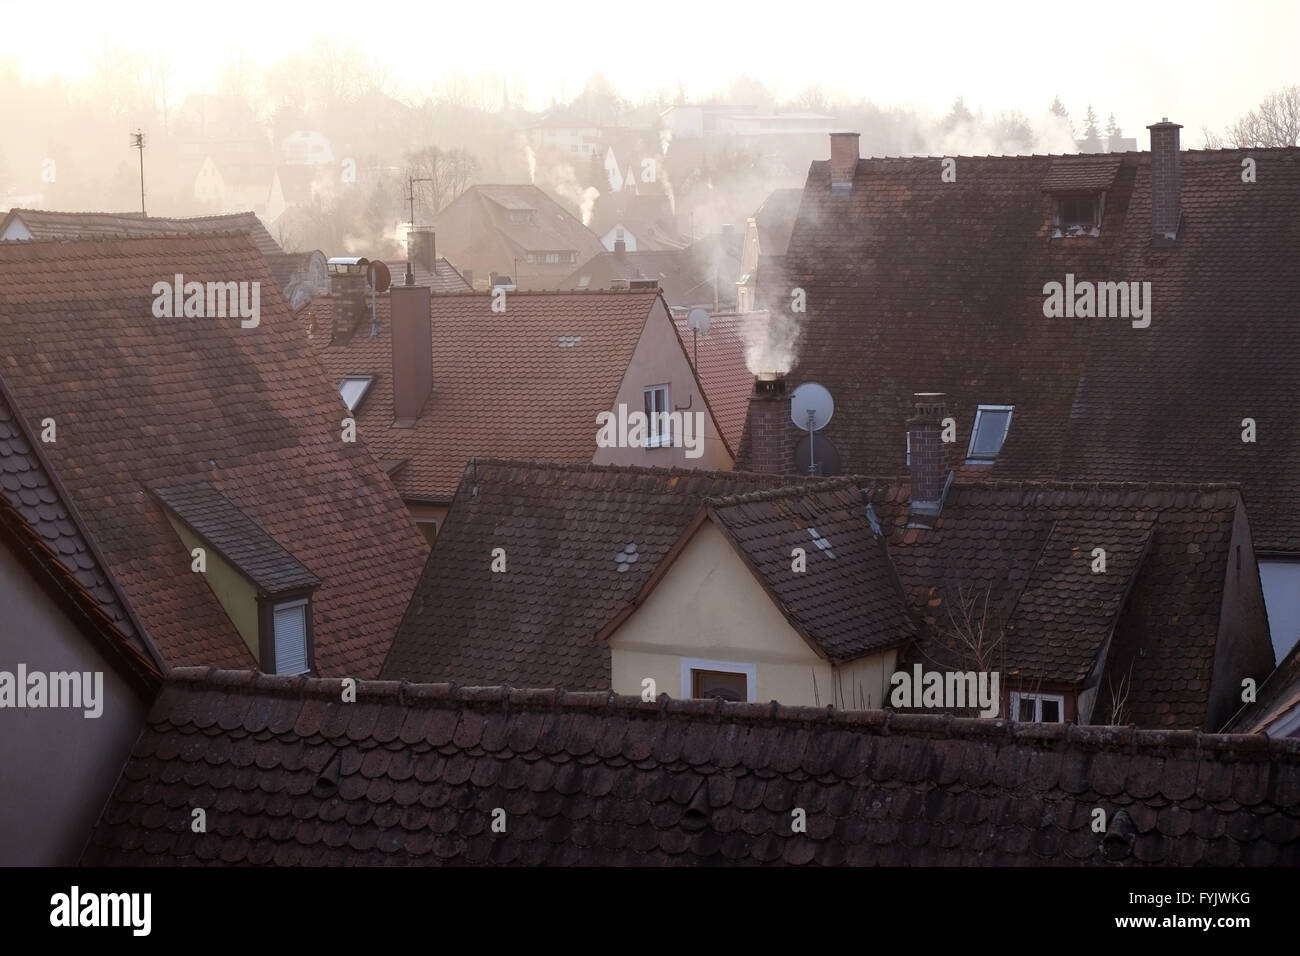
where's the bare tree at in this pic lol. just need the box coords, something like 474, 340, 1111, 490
1218, 85, 1300, 147
405, 146, 480, 217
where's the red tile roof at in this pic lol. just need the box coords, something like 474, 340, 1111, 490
381, 258, 472, 293
0, 374, 162, 694
82, 667, 1300, 866
302, 290, 664, 501
751, 146, 1300, 553
0, 235, 429, 677
671, 310, 756, 452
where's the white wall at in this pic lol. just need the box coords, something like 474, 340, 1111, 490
1260, 559, 1300, 659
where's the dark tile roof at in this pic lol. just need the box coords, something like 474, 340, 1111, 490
670, 310, 755, 452
381, 258, 472, 293
302, 290, 662, 501
753, 188, 802, 258
1040, 156, 1123, 192
702, 482, 916, 660
381, 460, 803, 688
433, 185, 605, 275
1224, 637, 1300, 734
565, 249, 719, 307
0, 235, 429, 676
151, 480, 320, 596
82, 667, 1300, 866
751, 146, 1300, 553
861, 479, 1271, 729
0, 374, 162, 693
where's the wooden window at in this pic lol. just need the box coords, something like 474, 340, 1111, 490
691, 669, 748, 702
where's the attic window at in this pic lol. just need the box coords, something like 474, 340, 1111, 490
1011, 692, 1064, 723
271, 599, 311, 675
339, 375, 373, 412
644, 386, 671, 447
1054, 194, 1102, 237
966, 405, 1013, 464
807, 526, 835, 558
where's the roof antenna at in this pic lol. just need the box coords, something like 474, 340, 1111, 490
406, 175, 433, 286
130, 130, 146, 217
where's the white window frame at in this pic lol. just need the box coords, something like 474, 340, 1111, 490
966, 404, 1014, 465
680, 657, 757, 702
338, 375, 373, 412
1010, 691, 1065, 723
272, 598, 311, 676
644, 385, 672, 448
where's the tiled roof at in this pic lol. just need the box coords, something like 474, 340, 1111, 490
381, 258, 472, 293
381, 460, 802, 688
589, 193, 687, 251
151, 480, 320, 596
670, 310, 755, 452
565, 249, 718, 307
752, 146, 1300, 553
861, 480, 1271, 730
82, 667, 1300, 866
0, 374, 162, 692
702, 483, 916, 660
0, 236, 429, 676
435, 185, 605, 262
1040, 156, 1123, 192
302, 290, 661, 501
753, 188, 802, 258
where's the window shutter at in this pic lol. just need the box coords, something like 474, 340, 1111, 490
273, 602, 310, 675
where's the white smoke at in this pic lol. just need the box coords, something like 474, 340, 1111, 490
523, 144, 537, 183
548, 161, 599, 226
742, 309, 800, 375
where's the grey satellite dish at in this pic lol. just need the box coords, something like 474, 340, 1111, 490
790, 382, 834, 431
686, 307, 711, 335
367, 260, 392, 294
791, 382, 834, 476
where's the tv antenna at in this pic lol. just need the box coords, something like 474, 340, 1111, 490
130, 130, 146, 217
790, 382, 834, 476
405, 176, 433, 285
686, 307, 710, 369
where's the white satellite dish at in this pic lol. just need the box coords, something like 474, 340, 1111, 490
791, 382, 834, 431
686, 307, 711, 335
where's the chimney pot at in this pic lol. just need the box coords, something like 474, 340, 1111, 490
1147, 119, 1183, 240
409, 227, 437, 274
329, 271, 367, 345
829, 132, 860, 192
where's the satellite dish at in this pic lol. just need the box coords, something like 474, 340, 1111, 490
790, 382, 834, 431
795, 435, 841, 476
367, 260, 392, 294
686, 307, 711, 335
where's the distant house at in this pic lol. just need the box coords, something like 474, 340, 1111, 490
431, 184, 606, 289
279, 130, 335, 166
565, 239, 741, 311
81, 667, 1300, 866
0, 235, 429, 678
193, 155, 278, 217
301, 288, 734, 541
381, 227, 473, 292
0, 375, 163, 865
661, 105, 836, 140
522, 112, 603, 157
746, 125, 1300, 663
736, 188, 801, 311
0, 207, 329, 308
590, 191, 687, 253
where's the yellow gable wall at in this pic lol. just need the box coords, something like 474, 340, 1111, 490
164, 515, 259, 661
609, 520, 897, 708
591, 298, 734, 471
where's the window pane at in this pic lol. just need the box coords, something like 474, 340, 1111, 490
339, 378, 370, 411
273, 603, 309, 675
1041, 698, 1062, 722
971, 410, 1010, 457
692, 669, 747, 701
1017, 697, 1036, 721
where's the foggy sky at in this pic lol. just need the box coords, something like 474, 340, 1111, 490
5, 0, 1297, 137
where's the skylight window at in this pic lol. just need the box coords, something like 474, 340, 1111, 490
967, 405, 1013, 464
339, 375, 373, 412
807, 526, 835, 558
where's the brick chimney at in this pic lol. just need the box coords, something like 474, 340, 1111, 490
746, 374, 794, 475
409, 227, 437, 274
829, 132, 860, 193
1147, 118, 1183, 239
907, 392, 951, 520
329, 270, 368, 345
391, 285, 432, 424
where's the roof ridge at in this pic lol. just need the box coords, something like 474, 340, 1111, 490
855, 476, 1243, 494
705, 475, 858, 506
164, 667, 1300, 757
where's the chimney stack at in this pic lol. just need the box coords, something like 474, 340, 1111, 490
1147, 118, 1182, 239
907, 392, 951, 520
829, 132, 860, 193
391, 285, 432, 424
746, 374, 794, 475
328, 261, 368, 345
409, 227, 437, 274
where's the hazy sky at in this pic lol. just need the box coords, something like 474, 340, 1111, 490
4, 0, 1296, 136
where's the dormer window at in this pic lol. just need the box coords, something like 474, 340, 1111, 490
339, 375, 373, 412
967, 405, 1013, 464
1054, 194, 1102, 237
